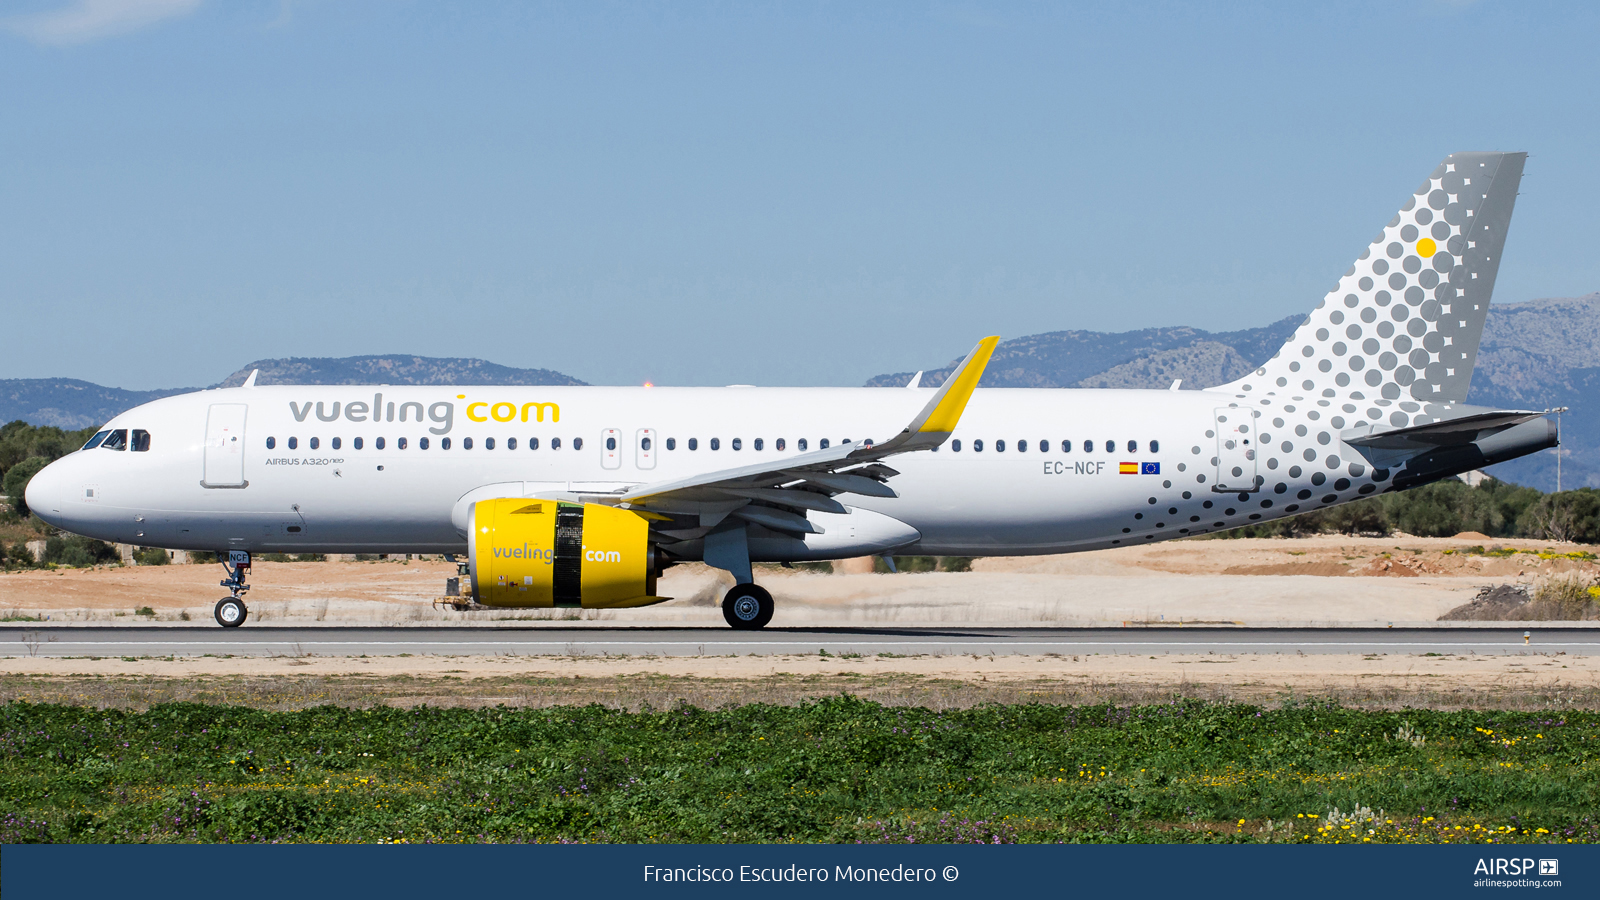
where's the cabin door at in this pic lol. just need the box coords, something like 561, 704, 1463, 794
1213, 407, 1258, 493
203, 404, 249, 488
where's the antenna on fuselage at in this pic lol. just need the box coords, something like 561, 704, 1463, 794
242, 369, 259, 388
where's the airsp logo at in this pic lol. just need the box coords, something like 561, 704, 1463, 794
1473, 858, 1551, 876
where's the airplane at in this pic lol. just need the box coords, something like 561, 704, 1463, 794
25, 151, 1556, 629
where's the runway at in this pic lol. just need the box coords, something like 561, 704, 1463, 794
2, 625, 1596, 658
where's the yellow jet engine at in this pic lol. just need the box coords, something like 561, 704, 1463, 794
467, 498, 667, 608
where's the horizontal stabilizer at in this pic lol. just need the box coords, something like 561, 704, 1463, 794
1342, 410, 1546, 450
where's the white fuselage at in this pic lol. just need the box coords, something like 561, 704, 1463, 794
26, 383, 1377, 557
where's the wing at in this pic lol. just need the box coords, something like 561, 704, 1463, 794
545, 336, 998, 540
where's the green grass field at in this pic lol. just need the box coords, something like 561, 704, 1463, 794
2, 697, 1595, 844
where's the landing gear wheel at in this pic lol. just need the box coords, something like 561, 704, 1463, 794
722, 584, 774, 630
214, 597, 248, 628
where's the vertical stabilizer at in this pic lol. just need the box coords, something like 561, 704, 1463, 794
1224, 152, 1525, 409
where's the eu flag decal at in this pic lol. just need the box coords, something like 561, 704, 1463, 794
1141, 462, 1161, 475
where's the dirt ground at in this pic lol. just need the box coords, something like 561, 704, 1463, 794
1, 533, 1594, 628
3, 651, 1594, 711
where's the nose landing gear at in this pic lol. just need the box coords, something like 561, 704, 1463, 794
212, 551, 251, 628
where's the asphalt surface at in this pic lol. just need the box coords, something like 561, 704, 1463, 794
1, 625, 1595, 658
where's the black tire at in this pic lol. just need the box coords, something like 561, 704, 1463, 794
214, 597, 248, 628
721, 583, 774, 630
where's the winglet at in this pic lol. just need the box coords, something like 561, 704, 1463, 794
911, 336, 998, 434
865, 336, 998, 455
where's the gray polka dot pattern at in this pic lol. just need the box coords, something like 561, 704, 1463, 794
1225, 152, 1526, 405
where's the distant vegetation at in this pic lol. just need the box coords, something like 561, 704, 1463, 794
1210, 478, 1600, 544
1, 698, 1594, 844
1, 421, 98, 512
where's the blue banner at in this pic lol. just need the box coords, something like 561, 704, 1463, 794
4, 844, 1594, 899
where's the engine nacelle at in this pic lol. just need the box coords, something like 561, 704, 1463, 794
467, 498, 666, 608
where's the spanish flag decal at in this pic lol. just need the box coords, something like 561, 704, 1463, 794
1119, 462, 1138, 474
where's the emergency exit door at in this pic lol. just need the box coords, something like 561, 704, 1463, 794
1213, 407, 1259, 493
203, 404, 249, 488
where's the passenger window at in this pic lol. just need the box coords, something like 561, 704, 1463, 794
354, 437, 364, 450
265, 436, 276, 450
463, 437, 473, 450
376, 437, 386, 450
83, 430, 110, 450
420, 437, 430, 450
573, 437, 583, 450
551, 437, 561, 450
131, 429, 150, 452
442, 437, 452, 450
1061, 440, 1071, 452
973, 439, 984, 452
797, 438, 807, 451
507, 437, 517, 450
486, 437, 495, 450
996, 440, 1006, 452
310, 437, 320, 450
1038, 440, 1048, 453
819, 439, 829, 449
1083, 440, 1092, 452
398, 437, 408, 450
287, 437, 297, 450
754, 438, 764, 451
731, 438, 741, 451
641, 437, 651, 451
665, 438, 675, 451
951, 439, 961, 452
1127, 440, 1138, 453
775, 438, 784, 451
605, 436, 616, 450
710, 438, 721, 450
1104, 440, 1113, 453
1150, 440, 1160, 453
529, 437, 539, 450
688, 438, 697, 450
332, 437, 342, 450
1016, 439, 1026, 453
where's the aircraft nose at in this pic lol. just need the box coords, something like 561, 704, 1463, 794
24, 458, 72, 526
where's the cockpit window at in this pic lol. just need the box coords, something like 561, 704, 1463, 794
101, 429, 128, 451
82, 430, 110, 450
131, 430, 151, 452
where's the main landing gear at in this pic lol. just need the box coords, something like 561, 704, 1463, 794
722, 583, 774, 630
213, 551, 251, 628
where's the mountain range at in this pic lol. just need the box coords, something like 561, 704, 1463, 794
3, 296, 1594, 492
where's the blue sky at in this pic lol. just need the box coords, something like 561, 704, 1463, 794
3, 1, 1597, 389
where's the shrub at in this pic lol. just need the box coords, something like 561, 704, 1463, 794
1528, 573, 1600, 620
42, 535, 119, 567
133, 547, 171, 566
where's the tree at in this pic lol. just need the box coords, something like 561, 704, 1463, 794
2, 456, 50, 517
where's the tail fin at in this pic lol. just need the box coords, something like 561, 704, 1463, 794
1224, 151, 1525, 406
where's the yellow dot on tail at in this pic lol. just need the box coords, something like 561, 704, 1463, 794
1416, 237, 1437, 257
